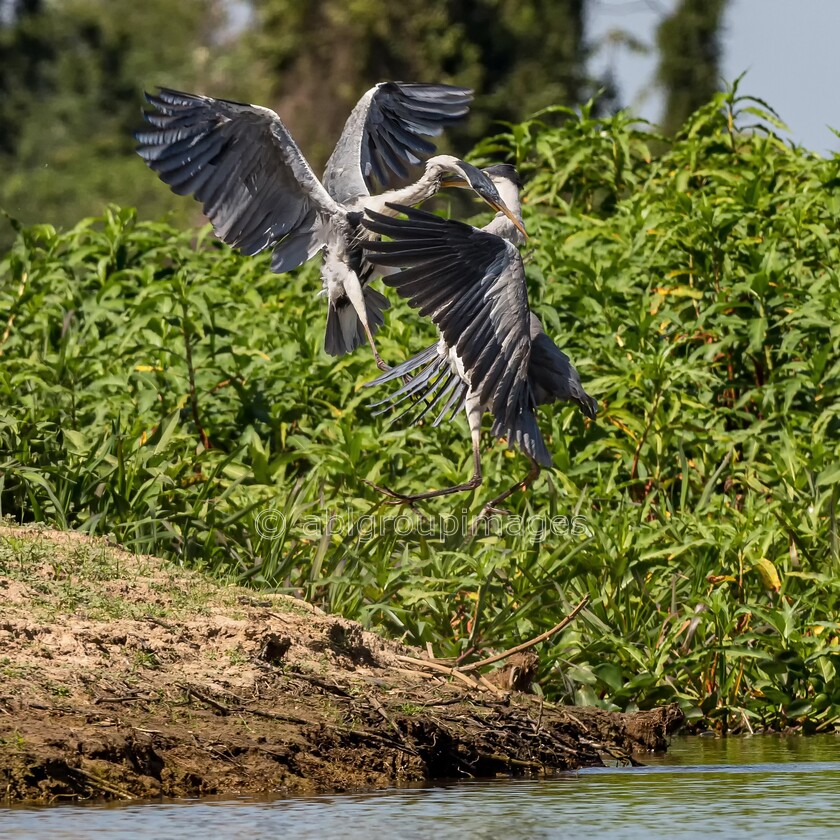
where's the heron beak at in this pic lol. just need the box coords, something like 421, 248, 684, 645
489, 199, 528, 239
439, 174, 471, 189
455, 161, 529, 239
441, 162, 529, 239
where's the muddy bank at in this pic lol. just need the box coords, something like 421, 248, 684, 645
0, 526, 683, 804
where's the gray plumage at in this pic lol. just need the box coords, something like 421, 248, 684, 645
135, 86, 516, 369
136, 89, 340, 258
324, 82, 473, 203
363, 204, 547, 458
528, 318, 597, 414
362, 173, 595, 503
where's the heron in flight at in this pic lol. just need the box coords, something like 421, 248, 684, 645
135, 84, 524, 370
361, 165, 597, 517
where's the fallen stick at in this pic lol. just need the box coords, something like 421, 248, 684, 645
66, 766, 134, 800
395, 655, 505, 696
178, 684, 231, 716
457, 595, 590, 673
393, 666, 446, 682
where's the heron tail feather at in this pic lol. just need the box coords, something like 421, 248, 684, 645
323, 285, 390, 357
490, 384, 553, 468
367, 343, 467, 428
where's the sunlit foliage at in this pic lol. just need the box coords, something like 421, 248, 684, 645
2, 85, 839, 731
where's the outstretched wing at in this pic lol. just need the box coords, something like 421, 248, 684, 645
323, 82, 472, 203
136, 88, 341, 260
367, 341, 468, 429
362, 205, 542, 450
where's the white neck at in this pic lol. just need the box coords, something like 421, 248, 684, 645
483, 178, 524, 244
361, 168, 441, 215
353, 154, 463, 215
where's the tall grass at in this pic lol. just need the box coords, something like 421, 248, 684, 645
2, 83, 839, 731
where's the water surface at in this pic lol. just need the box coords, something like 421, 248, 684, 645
3, 735, 838, 838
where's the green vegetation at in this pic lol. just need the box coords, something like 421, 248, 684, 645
2, 85, 839, 732
249, 0, 592, 165
1, 0, 732, 249
0, 0, 236, 245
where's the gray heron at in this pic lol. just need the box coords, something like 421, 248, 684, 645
135, 85, 524, 370
360, 165, 597, 518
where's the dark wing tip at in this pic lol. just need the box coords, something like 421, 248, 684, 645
581, 393, 598, 420
360, 203, 443, 239
356, 81, 474, 193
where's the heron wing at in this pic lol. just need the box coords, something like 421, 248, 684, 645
366, 342, 468, 429
529, 332, 598, 419
362, 204, 535, 435
323, 82, 472, 203
136, 88, 341, 258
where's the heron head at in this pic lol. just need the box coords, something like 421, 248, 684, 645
481, 163, 524, 190
435, 158, 527, 239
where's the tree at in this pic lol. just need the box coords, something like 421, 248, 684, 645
656, 0, 728, 135
247, 0, 594, 168
0, 0, 241, 246
1, 0, 601, 245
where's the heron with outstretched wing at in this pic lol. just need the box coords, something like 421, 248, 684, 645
135, 84, 523, 370
361, 166, 596, 520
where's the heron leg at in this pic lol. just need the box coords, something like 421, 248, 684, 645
469, 455, 541, 535
363, 323, 390, 372
365, 421, 483, 504
342, 272, 390, 371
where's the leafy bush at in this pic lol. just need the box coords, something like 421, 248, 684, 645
2, 84, 839, 731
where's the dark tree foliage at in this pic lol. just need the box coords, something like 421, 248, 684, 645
0, 0, 50, 156
0, 0, 603, 246
656, 0, 729, 135
248, 0, 594, 168
0, 0, 239, 246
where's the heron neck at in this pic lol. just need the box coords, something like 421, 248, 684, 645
483, 180, 524, 244
360, 170, 440, 215
483, 211, 525, 245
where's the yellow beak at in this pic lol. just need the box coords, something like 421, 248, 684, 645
437, 176, 528, 239
490, 200, 528, 239
438, 175, 470, 189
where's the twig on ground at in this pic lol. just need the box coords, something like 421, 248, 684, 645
178, 684, 230, 715
457, 595, 589, 673
395, 655, 503, 695
482, 753, 545, 771
66, 766, 134, 800
94, 694, 157, 705
284, 670, 353, 698
368, 694, 410, 747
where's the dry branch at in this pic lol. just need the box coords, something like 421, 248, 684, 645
457, 595, 589, 673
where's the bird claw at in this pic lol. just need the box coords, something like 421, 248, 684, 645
467, 505, 511, 537
483, 505, 511, 518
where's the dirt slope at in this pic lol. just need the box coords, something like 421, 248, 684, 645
0, 526, 683, 803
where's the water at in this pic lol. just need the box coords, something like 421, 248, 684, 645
2, 735, 838, 838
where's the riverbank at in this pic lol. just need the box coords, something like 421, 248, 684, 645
0, 527, 682, 804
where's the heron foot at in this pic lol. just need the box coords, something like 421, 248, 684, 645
363, 479, 419, 506
483, 505, 511, 518
468, 505, 512, 537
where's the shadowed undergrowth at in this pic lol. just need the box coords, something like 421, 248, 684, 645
2, 84, 839, 732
